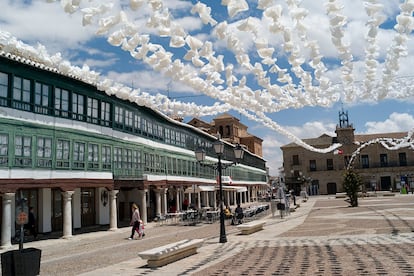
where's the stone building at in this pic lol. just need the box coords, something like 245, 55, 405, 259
281, 110, 414, 195
188, 113, 263, 157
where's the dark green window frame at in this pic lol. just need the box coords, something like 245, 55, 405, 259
114, 147, 122, 169
102, 145, 112, 170
34, 81, 51, 115
87, 97, 99, 124
72, 92, 85, 121
101, 101, 111, 126
73, 141, 86, 169
56, 139, 70, 168
37, 136, 52, 168
0, 72, 8, 106
88, 143, 99, 169
12, 76, 31, 111
0, 133, 9, 166
15, 135, 32, 167
55, 87, 70, 118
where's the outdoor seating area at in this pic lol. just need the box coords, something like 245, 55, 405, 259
156, 203, 270, 226
241, 204, 270, 223
138, 239, 204, 268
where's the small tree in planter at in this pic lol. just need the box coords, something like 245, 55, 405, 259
343, 169, 362, 207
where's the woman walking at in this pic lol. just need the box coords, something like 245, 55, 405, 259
129, 203, 141, 240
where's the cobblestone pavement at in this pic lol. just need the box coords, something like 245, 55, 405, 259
2, 194, 414, 275
192, 195, 414, 276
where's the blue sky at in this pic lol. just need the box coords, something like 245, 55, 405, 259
1, 0, 414, 175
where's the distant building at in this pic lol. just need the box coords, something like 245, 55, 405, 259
281, 109, 414, 195
188, 113, 263, 157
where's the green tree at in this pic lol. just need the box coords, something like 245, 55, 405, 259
343, 169, 362, 207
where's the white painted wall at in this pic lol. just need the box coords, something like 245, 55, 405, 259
73, 188, 81, 229
39, 188, 52, 233
97, 188, 109, 225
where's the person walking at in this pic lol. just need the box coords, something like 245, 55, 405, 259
128, 203, 141, 240
26, 206, 37, 240
235, 204, 244, 224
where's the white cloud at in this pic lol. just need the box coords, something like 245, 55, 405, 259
105, 70, 197, 95
0, 0, 95, 52
364, 112, 414, 133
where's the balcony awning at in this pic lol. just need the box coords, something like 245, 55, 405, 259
222, 186, 247, 192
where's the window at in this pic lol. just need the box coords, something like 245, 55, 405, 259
114, 106, 124, 128
73, 142, 86, 168
125, 109, 133, 131
114, 147, 122, 169
292, 155, 299, 165
133, 113, 141, 134
13, 76, 31, 111
0, 72, 8, 106
399, 152, 407, 166
0, 134, 8, 166
133, 150, 141, 170
15, 135, 32, 167
55, 88, 69, 118
380, 154, 388, 167
87, 97, 99, 124
226, 125, 231, 136
37, 137, 52, 168
147, 120, 153, 136
309, 160, 316, 171
100, 101, 111, 126
141, 118, 148, 134
361, 155, 369, 168
326, 159, 333, 170
157, 125, 163, 139
72, 92, 85, 121
180, 133, 186, 147
34, 81, 50, 114
165, 128, 171, 143
102, 145, 112, 170
88, 143, 99, 169
56, 139, 70, 168
175, 132, 180, 146
124, 149, 132, 169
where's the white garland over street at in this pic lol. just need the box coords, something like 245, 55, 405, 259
1, 0, 414, 155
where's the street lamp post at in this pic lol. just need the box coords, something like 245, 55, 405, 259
195, 138, 244, 243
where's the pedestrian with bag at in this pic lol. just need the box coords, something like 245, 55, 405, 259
128, 203, 141, 240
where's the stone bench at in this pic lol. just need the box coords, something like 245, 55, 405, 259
236, 221, 266, 235
138, 239, 204, 268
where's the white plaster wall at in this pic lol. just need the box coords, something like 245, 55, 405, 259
73, 188, 81, 229
39, 188, 52, 233
97, 188, 109, 225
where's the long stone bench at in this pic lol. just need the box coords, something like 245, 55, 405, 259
236, 221, 266, 235
138, 239, 204, 268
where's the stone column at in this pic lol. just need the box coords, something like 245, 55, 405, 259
109, 190, 119, 231
1, 193, 14, 249
176, 189, 181, 212
163, 189, 168, 214
155, 189, 161, 216
197, 191, 201, 209
205, 191, 210, 208
137, 190, 147, 224
62, 191, 74, 239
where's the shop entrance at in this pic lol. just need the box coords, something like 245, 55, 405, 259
81, 188, 96, 227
